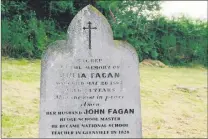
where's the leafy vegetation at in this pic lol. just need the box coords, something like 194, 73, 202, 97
1, 0, 207, 66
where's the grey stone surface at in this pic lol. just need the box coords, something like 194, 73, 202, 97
40, 5, 142, 138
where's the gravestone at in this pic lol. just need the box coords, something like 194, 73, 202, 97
40, 5, 142, 138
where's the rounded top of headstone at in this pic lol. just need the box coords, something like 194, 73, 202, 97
66, 5, 114, 49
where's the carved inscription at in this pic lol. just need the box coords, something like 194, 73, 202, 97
43, 57, 135, 136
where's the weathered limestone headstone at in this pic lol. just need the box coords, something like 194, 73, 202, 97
40, 5, 142, 138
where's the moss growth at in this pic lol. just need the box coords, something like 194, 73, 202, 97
88, 5, 103, 17
113, 40, 121, 47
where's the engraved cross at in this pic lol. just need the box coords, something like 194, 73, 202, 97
83, 21, 97, 49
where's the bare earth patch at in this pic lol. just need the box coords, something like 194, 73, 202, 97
2, 58, 207, 138
140, 59, 167, 68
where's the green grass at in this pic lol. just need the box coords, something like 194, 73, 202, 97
2, 58, 207, 138
2, 57, 40, 82
140, 65, 207, 138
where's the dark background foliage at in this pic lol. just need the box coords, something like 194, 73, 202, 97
1, 0, 207, 66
